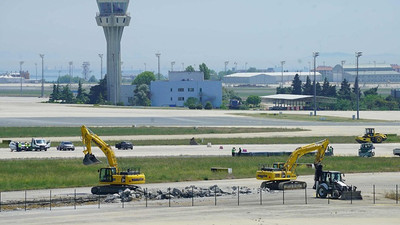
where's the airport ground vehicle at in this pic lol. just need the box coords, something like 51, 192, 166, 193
81, 125, 145, 195
314, 167, 362, 200
115, 141, 133, 150
355, 128, 387, 143
57, 141, 75, 151
358, 143, 375, 157
256, 139, 330, 190
9, 138, 51, 151
394, 148, 400, 156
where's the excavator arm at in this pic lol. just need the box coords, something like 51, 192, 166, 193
283, 139, 330, 174
81, 125, 118, 169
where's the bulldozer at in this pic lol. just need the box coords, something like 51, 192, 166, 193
355, 128, 387, 143
81, 125, 145, 195
314, 165, 362, 200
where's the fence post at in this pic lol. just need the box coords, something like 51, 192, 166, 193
373, 185, 375, 204
214, 186, 217, 206
350, 185, 353, 204
145, 188, 148, 208
25, 190, 27, 211
237, 186, 240, 206
396, 185, 398, 204
0, 191, 2, 212
50, 190, 52, 211
74, 189, 76, 210
260, 188, 262, 205
305, 188, 307, 205
191, 186, 194, 207
98, 194, 100, 209
169, 188, 171, 207
282, 186, 285, 205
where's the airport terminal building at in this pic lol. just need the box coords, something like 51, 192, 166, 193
223, 72, 322, 85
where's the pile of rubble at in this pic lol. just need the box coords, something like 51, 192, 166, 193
104, 185, 254, 203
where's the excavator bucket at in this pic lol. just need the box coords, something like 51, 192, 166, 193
83, 153, 101, 165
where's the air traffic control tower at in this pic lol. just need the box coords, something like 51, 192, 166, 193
96, 0, 130, 104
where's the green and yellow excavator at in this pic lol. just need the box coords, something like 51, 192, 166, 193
81, 125, 145, 195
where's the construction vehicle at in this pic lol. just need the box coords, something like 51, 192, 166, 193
9, 138, 51, 151
256, 139, 330, 190
314, 166, 362, 200
355, 128, 387, 143
81, 125, 145, 195
358, 143, 375, 157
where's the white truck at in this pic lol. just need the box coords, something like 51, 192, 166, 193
9, 138, 51, 152
394, 148, 400, 156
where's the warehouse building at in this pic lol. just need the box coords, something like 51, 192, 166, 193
223, 72, 322, 85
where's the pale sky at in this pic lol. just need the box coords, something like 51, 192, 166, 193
0, 0, 399, 77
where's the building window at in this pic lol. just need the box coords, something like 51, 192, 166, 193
170, 97, 173, 101
178, 97, 185, 101
188, 88, 194, 92
178, 88, 184, 92
170, 88, 173, 92
199, 88, 202, 92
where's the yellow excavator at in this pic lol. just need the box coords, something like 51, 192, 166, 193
256, 139, 330, 190
81, 125, 145, 195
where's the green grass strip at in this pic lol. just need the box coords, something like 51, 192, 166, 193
0, 156, 399, 192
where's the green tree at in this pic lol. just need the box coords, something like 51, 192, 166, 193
247, 67, 257, 72
88, 75, 98, 83
321, 77, 330, 96
133, 71, 156, 86
60, 85, 74, 103
291, 74, 302, 95
316, 82, 322, 96
184, 97, 199, 109
75, 80, 89, 104
363, 87, 378, 97
134, 84, 151, 106
246, 95, 261, 107
338, 79, 351, 100
199, 63, 211, 80
89, 75, 107, 104
276, 86, 292, 94
185, 65, 195, 72
49, 83, 60, 102
302, 76, 313, 95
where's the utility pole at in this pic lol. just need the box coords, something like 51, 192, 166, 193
40, 54, 45, 98
355, 52, 362, 120
341, 60, 346, 81
98, 54, 103, 80
19, 61, 24, 96
313, 52, 319, 116
155, 52, 161, 80
171, 61, 175, 72
280, 61, 285, 88
224, 61, 229, 74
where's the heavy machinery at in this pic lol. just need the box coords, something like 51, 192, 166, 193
256, 139, 330, 190
358, 143, 375, 157
355, 128, 387, 143
314, 167, 362, 200
81, 125, 145, 195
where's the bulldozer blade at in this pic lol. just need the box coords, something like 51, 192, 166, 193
340, 191, 362, 200
83, 153, 101, 165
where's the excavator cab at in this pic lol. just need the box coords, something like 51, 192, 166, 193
99, 168, 116, 182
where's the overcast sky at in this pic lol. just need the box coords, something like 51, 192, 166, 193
0, 0, 399, 76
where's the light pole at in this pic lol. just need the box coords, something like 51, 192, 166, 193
341, 60, 346, 81
171, 61, 175, 72
224, 61, 229, 74
98, 54, 103, 80
39, 54, 45, 98
355, 51, 362, 120
280, 61, 285, 88
313, 52, 319, 116
234, 62, 237, 71
19, 61, 24, 96
35, 63, 38, 81
245, 62, 248, 71
155, 52, 161, 80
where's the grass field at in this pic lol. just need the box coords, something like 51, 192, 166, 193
1, 156, 399, 192
0, 126, 305, 138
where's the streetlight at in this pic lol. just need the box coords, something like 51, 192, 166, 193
280, 61, 285, 88
234, 62, 237, 71
19, 61, 24, 96
155, 52, 161, 80
224, 61, 229, 74
341, 60, 346, 81
39, 54, 45, 98
355, 51, 362, 120
245, 62, 248, 71
171, 61, 175, 72
98, 54, 103, 80
313, 52, 319, 116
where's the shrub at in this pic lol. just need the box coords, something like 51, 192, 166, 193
204, 101, 213, 110
196, 103, 203, 109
